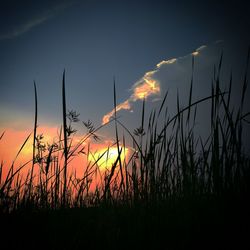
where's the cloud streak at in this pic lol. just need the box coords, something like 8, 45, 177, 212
0, 1, 75, 40
0, 15, 53, 40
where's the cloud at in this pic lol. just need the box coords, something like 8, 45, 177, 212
102, 40, 250, 152
156, 58, 177, 68
102, 100, 132, 125
102, 39, 250, 129
102, 73, 160, 124
0, 1, 75, 40
0, 15, 53, 40
101, 44, 204, 125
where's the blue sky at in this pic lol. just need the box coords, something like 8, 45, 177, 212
0, 0, 249, 139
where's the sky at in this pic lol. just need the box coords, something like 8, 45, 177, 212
0, 0, 250, 165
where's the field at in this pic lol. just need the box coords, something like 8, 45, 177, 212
1, 55, 250, 249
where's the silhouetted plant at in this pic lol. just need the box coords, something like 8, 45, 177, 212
0, 52, 250, 213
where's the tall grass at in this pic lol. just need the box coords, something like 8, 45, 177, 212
0, 54, 250, 213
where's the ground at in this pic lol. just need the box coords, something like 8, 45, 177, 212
1, 195, 249, 250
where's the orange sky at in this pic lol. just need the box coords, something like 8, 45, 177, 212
0, 125, 130, 188
0, 126, 58, 164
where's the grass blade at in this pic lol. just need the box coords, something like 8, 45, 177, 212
62, 69, 68, 205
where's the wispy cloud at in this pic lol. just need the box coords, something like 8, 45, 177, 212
0, 15, 53, 40
103, 100, 132, 125
0, 1, 75, 40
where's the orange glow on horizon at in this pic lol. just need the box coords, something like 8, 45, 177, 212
0, 125, 130, 182
0, 126, 60, 178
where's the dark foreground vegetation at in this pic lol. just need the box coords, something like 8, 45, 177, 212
1, 195, 249, 249
1, 54, 250, 249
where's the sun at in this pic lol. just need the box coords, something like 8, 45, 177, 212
88, 146, 128, 171
22, 141, 33, 156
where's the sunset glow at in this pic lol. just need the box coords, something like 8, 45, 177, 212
102, 74, 160, 124
0, 126, 60, 177
0, 1, 249, 248
0, 123, 130, 184
88, 146, 128, 171
132, 77, 160, 100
